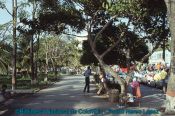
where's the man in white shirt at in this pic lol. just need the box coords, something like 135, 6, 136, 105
83, 66, 91, 93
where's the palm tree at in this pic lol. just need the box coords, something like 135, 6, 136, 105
12, 0, 17, 90
0, 41, 11, 75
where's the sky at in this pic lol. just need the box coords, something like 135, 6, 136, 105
0, 0, 12, 24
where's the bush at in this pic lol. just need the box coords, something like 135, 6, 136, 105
48, 76, 58, 82
0, 78, 11, 84
16, 79, 31, 89
61, 70, 67, 74
39, 81, 48, 85
70, 71, 76, 75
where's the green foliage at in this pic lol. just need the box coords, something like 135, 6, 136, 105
76, 0, 106, 16
17, 33, 31, 71
0, 0, 5, 9
105, 0, 169, 44
80, 40, 98, 65
17, 1, 31, 19
0, 42, 12, 74
38, 9, 85, 34
79, 0, 169, 66
80, 33, 149, 67
0, 0, 169, 76
18, 0, 86, 35
18, 8, 30, 19
38, 35, 82, 70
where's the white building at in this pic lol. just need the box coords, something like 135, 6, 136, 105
149, 50, 171, 66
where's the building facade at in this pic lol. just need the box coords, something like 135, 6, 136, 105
149, 50, 171, 66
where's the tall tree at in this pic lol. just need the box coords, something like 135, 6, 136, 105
12, 0, 17, 90
38, 35, 81, 76
164, 0, 175, 113
78, 0, 169, 94
77, 0, 131, 94
30, 0, 38, 84
18, 0, 41, 84
1, 0, 33, 89
20, 0, 86, 80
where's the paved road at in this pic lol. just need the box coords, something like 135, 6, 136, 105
1, 75, 165, 116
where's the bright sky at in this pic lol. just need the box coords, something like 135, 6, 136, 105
0, 0, 12, 24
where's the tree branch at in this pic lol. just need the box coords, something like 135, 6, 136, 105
87, 19, 102, 59
4, 7, 12, 16
140, 41, 161, 63
62, 32, 87, 37
100, 36, 122, 59
0, 21, 13, 42
87, 17, 127, 94
93, 15, 118, 48
166, 46, 171, 52
100, 18, 131, 59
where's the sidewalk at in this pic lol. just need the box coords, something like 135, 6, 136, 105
0, 75, 166, 116
93, 81, 166, 115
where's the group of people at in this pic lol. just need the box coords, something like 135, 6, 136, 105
82, 61, 170, 106
82, 65, 142, 105
83, 66, 108, 94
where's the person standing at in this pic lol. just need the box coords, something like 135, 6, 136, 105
130, 77, 142, 106
130, 78, 141, 98
97, 71, 110, 95
83, 66, 91, 93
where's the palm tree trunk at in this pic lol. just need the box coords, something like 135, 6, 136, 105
30, 0, 37, 85
45, 41, 48, 82
35, 34, 40, 82
12, 0, 17, 90
45, 57, 48, 82
30, 35, 35, 84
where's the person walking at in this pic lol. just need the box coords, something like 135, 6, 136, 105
83, 66, 91, 93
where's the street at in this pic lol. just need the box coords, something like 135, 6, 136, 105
1, 75, 165, 116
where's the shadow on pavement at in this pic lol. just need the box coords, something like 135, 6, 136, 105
1, 75, 165, 116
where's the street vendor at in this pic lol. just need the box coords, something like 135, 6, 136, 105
154, 66, 167, 81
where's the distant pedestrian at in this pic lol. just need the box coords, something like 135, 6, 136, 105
83, 66, 91, 93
